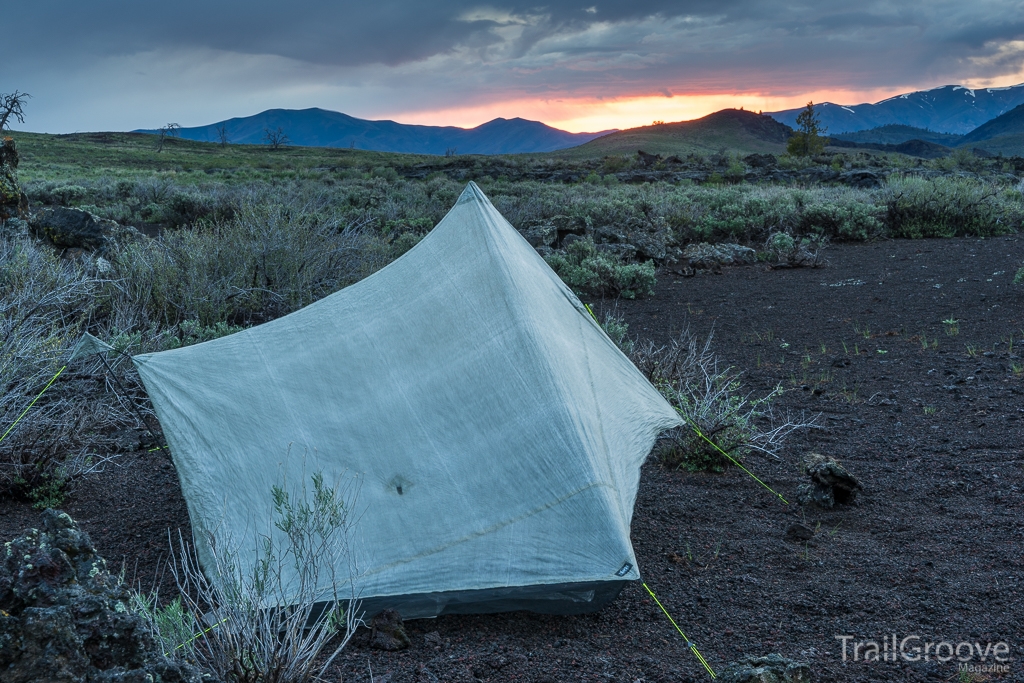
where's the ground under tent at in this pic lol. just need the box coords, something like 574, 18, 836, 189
108, 182, 684, 618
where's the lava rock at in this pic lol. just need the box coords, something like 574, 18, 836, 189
369, 609, 411, 651
797, 453, 863, 508
839, 169, 883, 189
595, 243, 638, 260
548, 214, 589, 239
797, 167, 840, 183
683, 242, 757, 271
636, 150, 661, 168
522, 224, 556, 248
29, 207, 140, 255
0, 217, 29, 239
0, 137, 29, 222
743, 153, 778, 169
0, 509, 210, 683
783, 523, 816, 544
718, 653, 811, 683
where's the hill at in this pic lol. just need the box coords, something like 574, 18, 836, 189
768, 84, 1024, 134
952, 102, 1024, 154
135, 108, 613, 155
832, 125, 963, 146
552, 109, 792, 159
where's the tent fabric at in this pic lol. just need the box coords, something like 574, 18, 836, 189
133, 182, 683, 618
70, 332, 114, 361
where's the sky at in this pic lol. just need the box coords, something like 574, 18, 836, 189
5, 1, 1024, 133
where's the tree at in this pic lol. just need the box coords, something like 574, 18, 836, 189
787, 102, 827, 157
156, 122, 181, 152
263, 126, 290, 150
0, 91, 31, 131
215, 124, 230, 147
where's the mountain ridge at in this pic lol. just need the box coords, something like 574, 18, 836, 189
768, 84, 1024, 134
135, 108, 614, 155
553, 108, 792, 158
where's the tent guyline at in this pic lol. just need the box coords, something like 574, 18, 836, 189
0, 365, 66, 447
584, 302, 787, 506
642, 582, 716, 679
0, 334, 168, 455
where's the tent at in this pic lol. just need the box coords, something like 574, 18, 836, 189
131, 182, 683, 618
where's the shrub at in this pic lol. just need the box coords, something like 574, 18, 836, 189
882, 175, 1019, 238
107, 199, 391, 327
0, 237, 116, 503
797, 198, 884, 240
600, 311, 634, 355
164, 189, 235, 227
544, 238, 655, 299
632, 328, 818, 472
133, 470, 362, 683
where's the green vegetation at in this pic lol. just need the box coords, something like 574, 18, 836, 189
631, 328, 816, 472
132, 471, 360, 683
545, 237, 655, 299
883, 175, 1019, 238
554, 108, 792, 158
787, 103, 827, 157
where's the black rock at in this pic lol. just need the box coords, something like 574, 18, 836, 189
797, 453, 863, 508
784, 523, 816, 544
636, 150, 661, 168
0, 509, 211, 683
29, 207, 141, 255
743, 153, 778, 169
718, 653, 812, 683
839, 169, 883, 188
0, 138, 29, 222
369, 609, 411, 651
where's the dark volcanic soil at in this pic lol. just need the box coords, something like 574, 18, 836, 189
3, 236, 1023, 682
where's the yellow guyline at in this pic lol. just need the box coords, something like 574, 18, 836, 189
164, 618, 228, 657
642, 582, 716, 679
0, 365, 66, 446
584, 301, 787, 506
682, 414, 789, 505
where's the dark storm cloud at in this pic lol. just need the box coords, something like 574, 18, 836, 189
0, 0, 947, 67
7, 1, 1021, 81
7, 0, 1024, 132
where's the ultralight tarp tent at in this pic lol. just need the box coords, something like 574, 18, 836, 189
131, 182, 683, 618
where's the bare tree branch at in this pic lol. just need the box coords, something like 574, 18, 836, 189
0, 91, 31, 131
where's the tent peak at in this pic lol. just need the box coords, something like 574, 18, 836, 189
456, 181, 490, 207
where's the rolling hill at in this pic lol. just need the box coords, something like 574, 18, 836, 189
135, 108, 613, 155
953, 102, 1024, 154
768, 84, 1024, 134
552, 108, 792, 159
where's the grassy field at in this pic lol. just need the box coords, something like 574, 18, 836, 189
13, 130, 440, 182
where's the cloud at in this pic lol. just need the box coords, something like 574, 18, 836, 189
6, 0, 1024, 132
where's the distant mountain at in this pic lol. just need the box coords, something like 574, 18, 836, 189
832, 125, 964, 146
135, 108, 613, 155
768, 84, 1024, 134
956, 102, 1024, 148
555, 108, 792, 159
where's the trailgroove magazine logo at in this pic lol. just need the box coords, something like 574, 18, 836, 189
835, 634, 1012, 673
